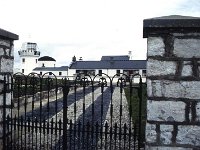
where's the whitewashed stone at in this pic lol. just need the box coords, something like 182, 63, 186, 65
146, 123, 157, 143
151, 80, 163, 97
164, 81, 200, 99
160, 125, 173, 144
0, 58, 13, 72
174, 39, 200, 58
147, 59, 177, 76
147, 100, 185, 122
182, 62, 193, 77
177, 125, 200, 146
147, 37, 165, 56
196, 102, 200, 122
151, 80, 200, 99
147, 79, 153, 97
145, 145, 192, 150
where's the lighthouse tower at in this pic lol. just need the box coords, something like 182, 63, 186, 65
18, 42, 40, 75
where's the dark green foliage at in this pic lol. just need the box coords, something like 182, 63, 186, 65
124, 83, 147, 145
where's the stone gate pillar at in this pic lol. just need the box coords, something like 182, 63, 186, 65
143, 15, 200, 150
0, 28, 18, 149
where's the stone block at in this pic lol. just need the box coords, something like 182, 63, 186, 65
147, 59, 177, 76
149, 80, 163, 97
149, 80, 200, 99
182, 61, 193, 76
5, 48, 10, 56
0, 57, 13, 72
147, 100, 185, 122
10, 45, 14, 57
0, 83, 3, 93
147, 79, 153, 97
196, 102, 200, 122
146, 123, 157, 143
145, 145, 192, 150
177, 125, 200, 146
174, 39, 200, 58
147, 37, 165, 56
0, 48, 4, 56
0, 39, 10, 47
160, 125, 173, 144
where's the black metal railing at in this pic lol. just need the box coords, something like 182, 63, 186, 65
3, 72, 146, 150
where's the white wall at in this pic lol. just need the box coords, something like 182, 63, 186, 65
38, 61, 56, 67
33, 70, 68, 79
20, 56, 38, 75
67, 68, 146, 83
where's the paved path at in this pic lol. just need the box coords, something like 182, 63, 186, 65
11, 86, 135, 149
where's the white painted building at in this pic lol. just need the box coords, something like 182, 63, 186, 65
38, 56, 56, 67
18, 43, 146, 82
33, 66, 68, 79
18, 42, 40, 75
68, 56, 146, 83
18, 42, 68, 78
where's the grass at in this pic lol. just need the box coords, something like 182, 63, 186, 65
124, 83, 147, 145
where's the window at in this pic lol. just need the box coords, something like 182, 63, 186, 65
59, 72, 62, 76
76, 70, 80, 74
22, 69, 24, 73
142, 70, 146, 77
49, 72, 52, 75
87, 70, 95, 76
22, 58, 25, 63
116, 70, 120, 76
99, 70, 102, 76
36, 59, 37, 63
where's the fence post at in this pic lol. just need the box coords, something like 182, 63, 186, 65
0, 29, 18, 150
144, 15, 200, 149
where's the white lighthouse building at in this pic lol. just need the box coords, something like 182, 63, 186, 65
18, 42, 40, 75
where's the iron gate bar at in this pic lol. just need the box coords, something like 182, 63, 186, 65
3, 72, 145, 150
63, 78, 69, 150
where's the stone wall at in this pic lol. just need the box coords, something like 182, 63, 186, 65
144, 16, 200, 150
0, 29, 18, 149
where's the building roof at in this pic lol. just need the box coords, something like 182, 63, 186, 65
33, 66, 68, 71
38, 56, 56, 61
0, 28, 19, 40
70, 60, 146, 70
101, 55, 129, 61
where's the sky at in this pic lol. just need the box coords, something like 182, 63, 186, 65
0, 0, 200, 68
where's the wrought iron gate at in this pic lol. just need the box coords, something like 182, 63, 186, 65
3, 72, 145, 150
